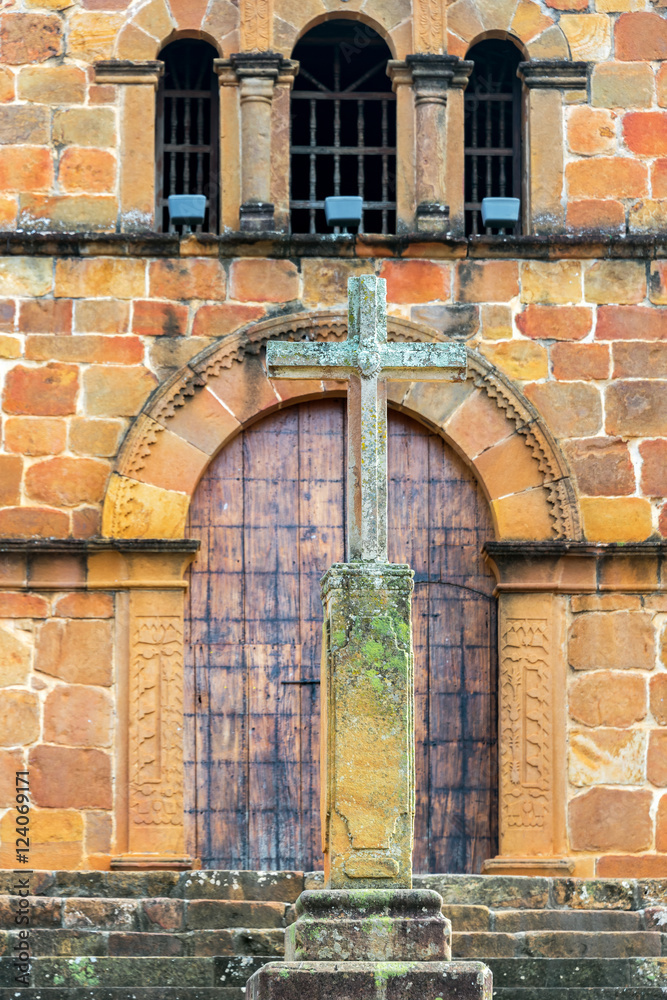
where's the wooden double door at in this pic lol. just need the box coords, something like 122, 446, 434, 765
185, 398, 498, 874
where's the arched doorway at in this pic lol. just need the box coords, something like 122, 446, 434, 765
184, 398, 497, 873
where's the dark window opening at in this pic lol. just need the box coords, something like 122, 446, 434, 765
290, 21, 396, 235
156, 39, 219, 234
464, 39, 522, 237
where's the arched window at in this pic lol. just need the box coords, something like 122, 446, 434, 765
156, 39, 219, 233
464, 39, 522, 236
290, 21, 396, 235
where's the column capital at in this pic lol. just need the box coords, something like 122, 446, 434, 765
450, 58, 475, 90
405, 53, 460, 105
229, 50, 294, 81
518, 59, 589, 89
387, 59, 413, 91
213, 58, 238, 87
94, 59, 164, 88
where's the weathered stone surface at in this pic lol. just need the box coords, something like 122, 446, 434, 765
44, 685, 112, 748
584, 260, 647, 304
59, 148, 116, 193
480, 305, 512, 340
185, 901, 286, 930
36, 619, 113, 685
455, 261, 518, 303
569, 787, 653, 851
29, 746, 112, 809
566, 157, 648, 198
0, 626, 31, 686
380, 260, 450, 303
581, 496, 653, 542
3, 363, 78, 416
247, 961, 492, 1000
569, 672, 646, 727
83, 366, 157, 417
567, 106, 616, 155
75, 299, 130, 334
566, 198, 626, 233
592, 61, 655, 108
524, 382, 602, 438
19, 297, 72, 334
606, 380, 667, 436
564, 437, 634, 495
516, 305, 592, 341
69, 418, 124, 458
569, 728, 646, 786
56, 259, 145, 300
229, 259, 298, 303
53, 108, 116, 147
648, 731, 667, 786
0, 13, 61, 62
178, 871, 303, 903
615, 11, 667, 60
0, 106, 49, 144
18, 65, 86, 104
0, 454, 21, 505
25, 457, 109, 507
569, 611, 654, 670
552, 343, 609, 381
285, 890, 451, 962
0, 689, 40, 746
613, 342, 667, 378
651, 674, 667, 726
410, 304, 479, 340
520, 261, 582, 304
639, 439, 667, 496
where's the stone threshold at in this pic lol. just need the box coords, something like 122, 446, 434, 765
0, 231, 665, 260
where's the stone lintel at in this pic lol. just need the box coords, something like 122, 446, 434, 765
94, 59, 164, 87
321, 562, 414, 890
247, 961, 493, 1000
484, 541, 667, 594
285, 889, 451, 962
518, 60, 589, 90
229, 51, 295, 81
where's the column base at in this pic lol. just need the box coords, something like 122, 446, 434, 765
110, 853, 195, 871
240, 201, 276, 231
415, 202, 449, 232
481, 856, 574, 876
248, 962, 492, 1000
286, 889, 451, 962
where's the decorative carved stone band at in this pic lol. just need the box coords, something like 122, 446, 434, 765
413, 0, 446, 54
239, 0, 273, 51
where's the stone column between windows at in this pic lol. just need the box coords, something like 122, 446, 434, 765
405, 54, 459, 233
445, 59, 474, 238
225, 52, 294, 232
271, 60, 299, 234
94, 61, 164, 232
518, 61, 588, 236
214, 60, 241, 232
387, 61, 416, 235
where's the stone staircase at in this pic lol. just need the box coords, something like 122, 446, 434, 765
2, 871, 667, 998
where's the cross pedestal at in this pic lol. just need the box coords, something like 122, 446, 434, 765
248, 276, 491, 999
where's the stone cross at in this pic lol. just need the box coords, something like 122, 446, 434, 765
266, 275, 467, 561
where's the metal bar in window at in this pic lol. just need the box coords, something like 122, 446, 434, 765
183, 96, 191, 191
485, 83, 492, 233
471, 96, 479, 236
499, 95, 506, 198
292, 91, 396, 101
334, 44, 341, 219
357, 99, 364, 234
292, 145, 394, 155
309, 98, 317, 235
381, 98, 388, 235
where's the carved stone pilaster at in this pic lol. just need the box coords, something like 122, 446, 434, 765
240, 0, 273, 51
228, 52, 297, 232
413, 0, 446, 54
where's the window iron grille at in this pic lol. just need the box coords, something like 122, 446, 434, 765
464, 40, 522, 237
156, 39, 219, 234
290, 22, 396, 236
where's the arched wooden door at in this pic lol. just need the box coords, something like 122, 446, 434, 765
185, 399, 497, 873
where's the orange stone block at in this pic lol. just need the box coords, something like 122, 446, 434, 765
479, 340, 547, 380
585, 260, 647, 305
3, 363, 78, 416
623, 111, 667, 156
0, 507, 69, 539
83, 365, 157, 417
653, 160, 667, 199
149, 258, 226, 301
524, 381, 602, 438
639, 439, 667, 496
650, 674, 667, 725
29, 746, 111, 809
615, 11, 667, 61
75, 299, 130, 334
55, 258, 145, 299
36, 619, 112, 685
229, 259, 300, 303
204, 351, 279, 426
569, 672, 646, 727
472, 432, 543, 499
569, 787, 652, 851
191, 303, 265, 339
69, 417, 123, 458
596, 306, 667, 341
0, 592, 48, 617
156, 385, 240, 457
454, 260, 519, 303
648, 730, 667, 785
54, 592, 113, 619
661, 503, 667, 538
0, 66, 14, 102
0, 455, 22, 506
132, 299, 189, 337
581, 497, 653, 542
0, 749, 25, 807
26, 335, 143, 365
72, 507, 101, 538
567, 106, 616, 156
19, 299, 72, 335
44, 685, 112, 748
0, 690, 40, 746
566, 199, 626, 234
657, 795, 667, 851
379, 260, 451, 304
0, 146, 53, 193
516, 305, 592, 341
25, 457, 109, 507
0, 13, 62, 63
566, 157, 648, 199
520, 261, 582, 305
444, 387, 515, 460
649, 262, 667, 305
491, 487, 556, 541
59, 148, 116, 194
597, 855, 667, 878
130, 421, 208, 494
606, 380, 667, 436
0, 627, 30, 685
552, 343, 610, 381
18, 65, 86, 104
565, 436, 634, 495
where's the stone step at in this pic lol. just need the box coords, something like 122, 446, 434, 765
492, 909, 644, 932
453, 931, 662, 959
492, 991, 667, 999
487, 957, 667, 988
0, 956, 222, 989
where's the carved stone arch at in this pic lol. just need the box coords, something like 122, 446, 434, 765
276, 4, 408, 61
447, 0, 570, 60
115, 0, 239, 60
103, 311, 582, 542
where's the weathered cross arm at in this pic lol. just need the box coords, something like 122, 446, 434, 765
266, 340, 466, 383
266, 341, 357, 380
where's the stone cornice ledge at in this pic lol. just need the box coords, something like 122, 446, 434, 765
0, 538, 200, 592
0, 232, 664, 260
484, 541, 667, 594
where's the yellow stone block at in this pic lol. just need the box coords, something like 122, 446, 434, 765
521, 261, 583, 305
102, 474, 190, 539
492, 488, 556, 541
55, 258, 146, 299
479, 340, 548, 381
67, 13, 122, 61
0, 257, 52, 297
581, 497, 653, 543
560, 13, 612, 61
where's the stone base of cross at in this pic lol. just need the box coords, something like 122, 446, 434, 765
267, 275, 467, 888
